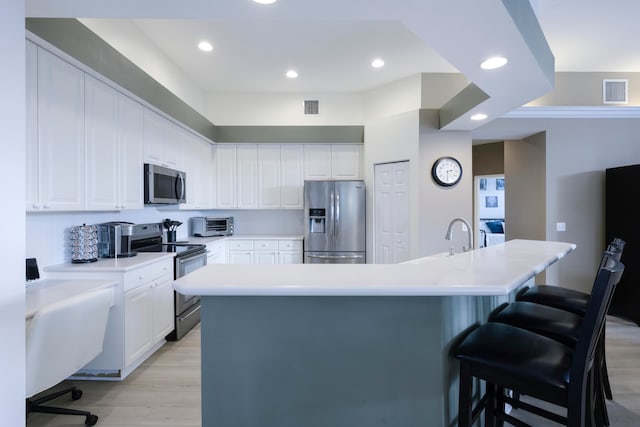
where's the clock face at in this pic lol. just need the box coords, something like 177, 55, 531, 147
432, 156, 462, 187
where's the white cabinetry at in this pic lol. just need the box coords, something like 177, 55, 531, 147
215, 144, 304, 210
226, 238, 303, 264
45, 256, 174, 380
180, 129, 214, 210
215, 144, 237, 209
303, 144, 362, 180
143, 108, 183, 170
280, 145, 304, 209
237, 145, 258, 208
206, 240, 227, 264
122, 258, 174, 368
27, 44, 85, 211
254, 240, 279, 264
258, 145, 281, 209
278, 240, 304, 264
227, 240, 254, 264
85, 75, 143, 210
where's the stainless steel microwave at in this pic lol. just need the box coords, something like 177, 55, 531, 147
190, 216, 234, 237
144, 163, 186, 204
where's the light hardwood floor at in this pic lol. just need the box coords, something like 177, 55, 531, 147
27, 316, 640, 426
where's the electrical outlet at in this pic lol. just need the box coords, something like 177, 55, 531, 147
556, 222, 566, 232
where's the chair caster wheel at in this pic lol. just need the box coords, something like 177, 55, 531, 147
85, 414, 98, 426
72, 389, 83, 400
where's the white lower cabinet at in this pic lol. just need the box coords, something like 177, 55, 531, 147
44, 256, 174, 380
206, 239, 227, 264
226, 238, 302, 265
124, 259, 174, 366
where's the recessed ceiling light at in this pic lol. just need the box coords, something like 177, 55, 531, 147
286, 69, 298, 79
480, 56, 508, 70
253, 0, 277, 4
371, 58, 385, 68
471, 113, 488, 121
198, 41, 213, 52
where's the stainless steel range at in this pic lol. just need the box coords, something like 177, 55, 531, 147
129, 223, 207, 341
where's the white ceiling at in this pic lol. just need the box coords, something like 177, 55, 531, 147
26, 0, 640, 131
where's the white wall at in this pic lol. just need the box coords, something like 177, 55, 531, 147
1, 0, 26, 425
363, 109, 473, 261
418, 110, 473, 256
477, 176, 505, 219
206, 92, 365, 126
364, 110, 420, 260
27, 209, 304, 269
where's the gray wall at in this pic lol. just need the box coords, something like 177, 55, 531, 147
472, 142, 504, 176
505, 132, 547, 283
486, 117, 640, 292
530, 72, 640, 106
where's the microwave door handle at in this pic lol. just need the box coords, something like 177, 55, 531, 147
176, 174, 185, 201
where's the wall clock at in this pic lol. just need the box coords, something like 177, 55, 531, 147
431, 156, 462, 187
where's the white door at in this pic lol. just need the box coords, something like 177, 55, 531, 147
117, 94, 144, 210
374, 161, 410, 264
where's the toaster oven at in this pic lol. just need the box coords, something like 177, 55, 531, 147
190, 216, 234, 237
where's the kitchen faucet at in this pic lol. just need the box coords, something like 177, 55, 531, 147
445, 217, 474, 253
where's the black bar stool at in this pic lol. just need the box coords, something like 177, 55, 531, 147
453, 253, 624, 427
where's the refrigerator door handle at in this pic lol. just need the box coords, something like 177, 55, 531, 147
335, 192, 340, 239
330, 191, 336, 239
306, 254, 364, 260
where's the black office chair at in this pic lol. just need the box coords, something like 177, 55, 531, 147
453, 252, 624, 427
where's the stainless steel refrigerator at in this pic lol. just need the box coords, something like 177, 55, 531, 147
304, 180, 366, 264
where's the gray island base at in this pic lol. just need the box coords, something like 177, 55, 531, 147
174, 240, 576, 426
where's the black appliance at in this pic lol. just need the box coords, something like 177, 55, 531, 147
606, 164, 639, 325
130, 223, 207, 340
144, 163, 186, 204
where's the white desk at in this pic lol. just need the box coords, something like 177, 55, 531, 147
26, 279, 117, 320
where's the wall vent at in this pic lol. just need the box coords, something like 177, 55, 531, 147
603, 79, 628, 104
304, 100, 319, 115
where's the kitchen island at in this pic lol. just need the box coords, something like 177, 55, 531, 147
174, 239, 575, 427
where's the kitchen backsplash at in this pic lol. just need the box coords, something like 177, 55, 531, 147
27, 208, 304, 268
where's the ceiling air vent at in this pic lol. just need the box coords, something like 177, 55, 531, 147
603, 79, 628, 104
304, 100, 319, 115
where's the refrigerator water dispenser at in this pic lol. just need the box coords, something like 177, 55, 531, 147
309, 208, 326, 233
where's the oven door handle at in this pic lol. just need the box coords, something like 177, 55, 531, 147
178, 251, 207, 265
178, 303, 201, 321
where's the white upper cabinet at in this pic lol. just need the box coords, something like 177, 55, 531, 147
331, 144, 362, 180
180, 129, 214, 210
236, 144, 258, 209
280, 144, 304, 209
258, 144, 281, 209
215, 144, 237, 209
143, 108, 182, 170
30, 46, 86, 211
303, 144, 332, 180
85, 75, 119, 210
85, 76, 144, 211
303, 144, 362, 180
117, 94, 144, 210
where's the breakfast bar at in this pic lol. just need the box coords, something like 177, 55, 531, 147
174, 239, 576, 427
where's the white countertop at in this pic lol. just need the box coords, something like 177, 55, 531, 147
173, 239, 576, 297
26, 279, 117, 319
43, 252, 174, 273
